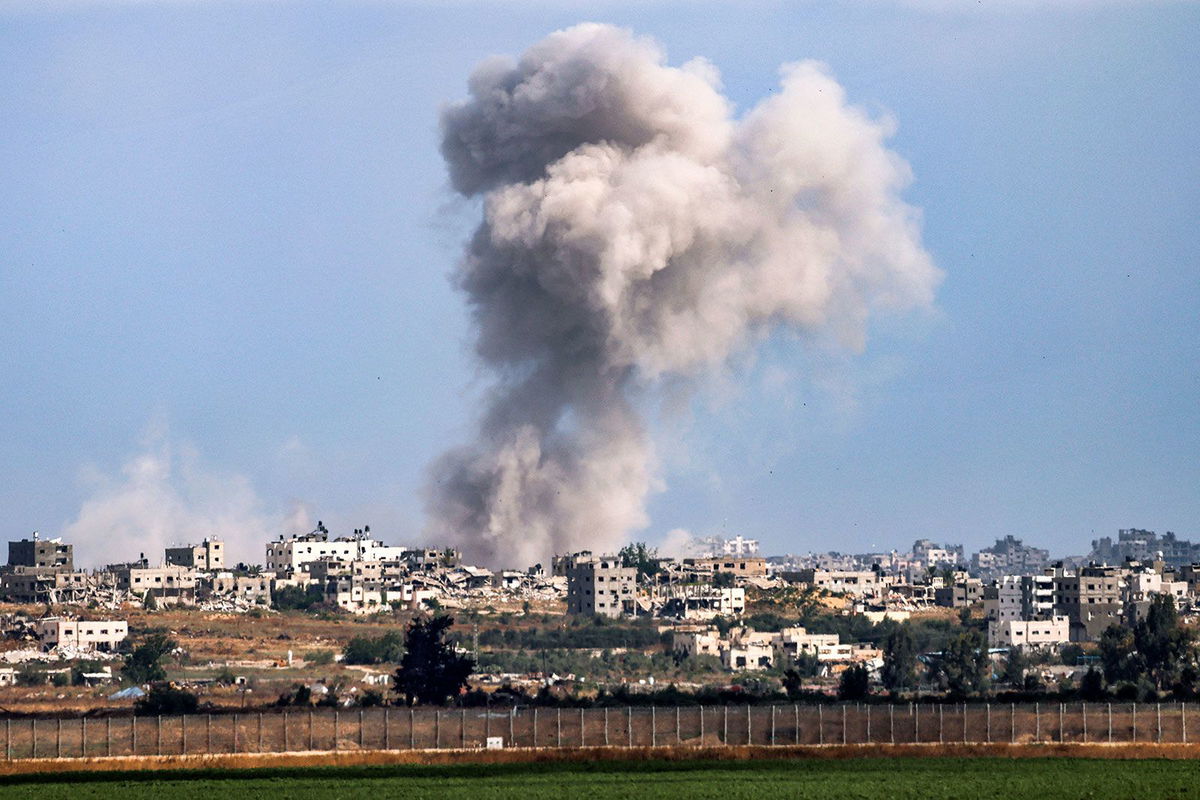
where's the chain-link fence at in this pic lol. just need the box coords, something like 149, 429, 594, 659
1, 702, 1195, 760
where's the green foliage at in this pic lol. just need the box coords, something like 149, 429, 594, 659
475, 620, 662, 650
881, 624, 918, 695
49, 672, 69, 687
213, 667, 237, 685
343, 631, 405, 665
712, 571, 736, 588
935, 630, 989, 698
306, 649, 335, 665
618, 542, 661, 579
71, 659, 103, 686
272, 584, 327, 611
393, 615, 475, 706
838, 663, 871, 700
1001, 648, 1027, 687
122, 632, 177, 685
1099, 595, 1196, 692
135, 684, 199, 715
1080, 666, 1106, 700
359, 689, 385, 707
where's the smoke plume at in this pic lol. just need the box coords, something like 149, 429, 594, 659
428, 24, 939, 568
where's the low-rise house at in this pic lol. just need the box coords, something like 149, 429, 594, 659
35, 617, 128, 653
987, 616, 1070, 650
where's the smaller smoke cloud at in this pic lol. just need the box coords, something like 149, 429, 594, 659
60, 426, 308, 568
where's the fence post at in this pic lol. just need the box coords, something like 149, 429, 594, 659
206, 714, 211, 754
771, 706, 777, 746
532, 707, 538, 748
1035, 702, 1039, 742
628, 707, 633, 748
725, 705, 730, 745
1133, 703, 1137, 742
461, 708, 466, 750
283, 711, 289, 752
258, 713, 263, 753
841, 704, 846, 745
106, 717, 111, 757
435, 709, 440, 749
386, 708, 391, 750
55, 718, 61, 759
81, 717, 86, 758
986, 703, 990, 744
129, 716, 134, 756
699, 706, 704, 746
938, 704, 943, 744
333, 710, 339, 751
362, 709, 366, 750
865, 705, 870, 744
889, 704, 894, 745
1108, 703, 1112, 743
962, 703, 966, 744
795, 704, 800, 746
5, 718, 8, 761
557, 707, 562, 749
1157, 703, 1162, 744
676, 706, 681, 745
583, 708, 587, 748
509, 708, 514, 749
1059, 703, 1064, 743
748, 704, 753, 746
155, 715, 160, 756
604, 707, 609, 747
817, 705, 823, 745
651, 706, 656, 748
309, 710, 314, 751
1010, 703, 1015, 744
914, 704, 918, 743
411, 708, 415, 750
1183, 702, 1187, 744
234, 714, 239, 753
1082, 703, 1086, 743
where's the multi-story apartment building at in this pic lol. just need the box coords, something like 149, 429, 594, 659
265, 531, 406, 573
165, 538, 224, 571
565, 553, 636, 617
970, 536, 1050, 578
1091, 529, 1200, 568
7, 535, 73, 570
1053, 565, 1124, 642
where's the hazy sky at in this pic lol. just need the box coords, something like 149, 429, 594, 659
2, 1, 1197, 567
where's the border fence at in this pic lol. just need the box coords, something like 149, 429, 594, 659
1, 702, 1196, 760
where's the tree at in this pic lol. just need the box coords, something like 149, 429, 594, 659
1080, 666, 1106, 700
135, 684, 199, 715
937, 630, 988, 698
838, 663, 871, 701
1002, 647, 1028, 687
343, 631, 405, 665
122, 633, 177, 685
1099, 623, 1141, 685
618, 543, 661, 580
881, 624, 918, 696
272, 584, 326, 611
1134, 594, 1194, 691
712, 571, 736, 588
392, 615, 475, 706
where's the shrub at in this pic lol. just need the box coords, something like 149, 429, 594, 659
135, 685, 199, 716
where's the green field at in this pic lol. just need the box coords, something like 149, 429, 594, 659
1, 757, 1197, 799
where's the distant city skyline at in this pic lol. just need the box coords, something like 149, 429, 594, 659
2, 2, 1197, 568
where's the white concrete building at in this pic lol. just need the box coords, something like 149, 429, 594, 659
988, 616, 1070, 650
265, 532, 407, 573
36, 617, 128, 652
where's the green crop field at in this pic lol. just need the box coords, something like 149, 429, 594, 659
0, 757, 1197, 799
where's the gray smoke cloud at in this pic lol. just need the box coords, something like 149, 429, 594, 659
428, 23, 940, 569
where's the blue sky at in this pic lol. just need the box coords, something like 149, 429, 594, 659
2, 1, 1197, 567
